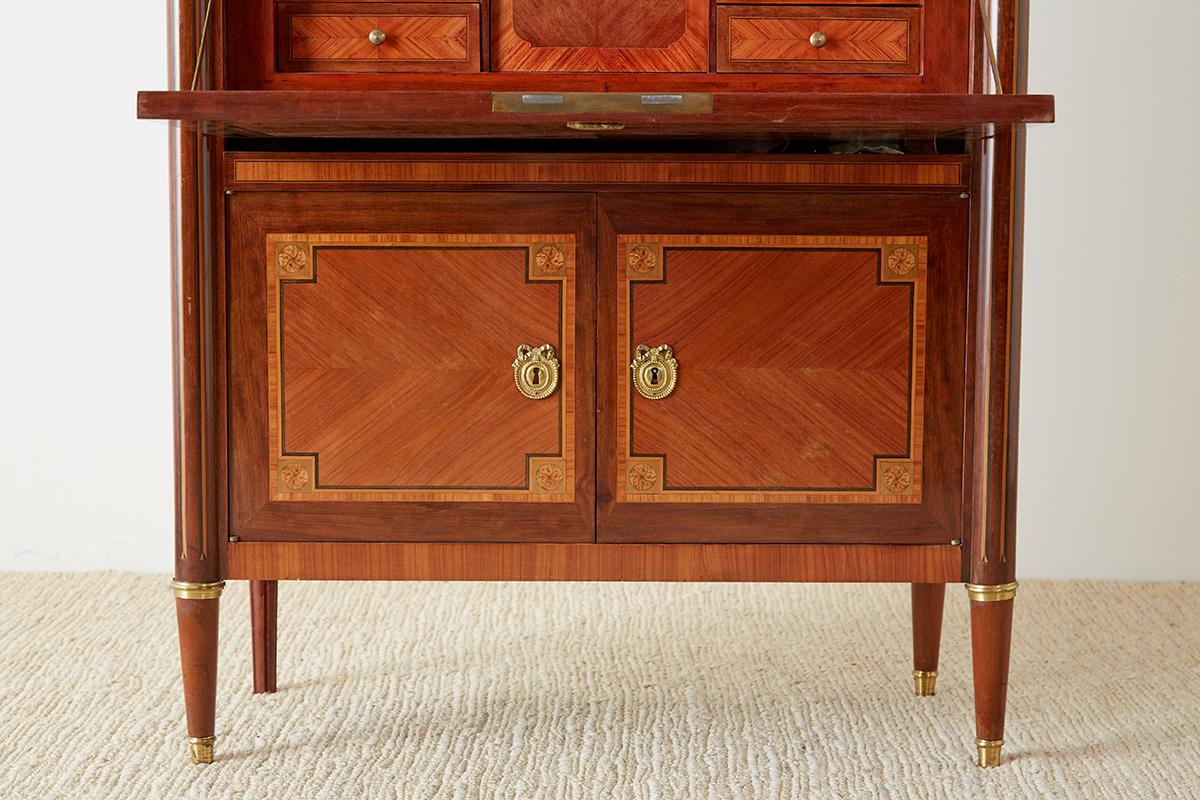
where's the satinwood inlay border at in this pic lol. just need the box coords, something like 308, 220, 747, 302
266, 233, 575, 503
617, 234, 926, 504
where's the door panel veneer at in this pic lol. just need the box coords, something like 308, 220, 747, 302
598, 192, 967, 544
492, 0, 709, 72
229, 192, 596, 542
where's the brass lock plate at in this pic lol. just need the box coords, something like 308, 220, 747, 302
513, 344, 560, 399
631, 344, 678, 400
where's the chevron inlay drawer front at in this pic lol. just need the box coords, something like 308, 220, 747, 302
717, 5, 920, 74
278, 3, 481, 73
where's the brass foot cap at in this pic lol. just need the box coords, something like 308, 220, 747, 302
913, 670, 937, 697
189, 736, 216, 764
976, 738, 1003, 768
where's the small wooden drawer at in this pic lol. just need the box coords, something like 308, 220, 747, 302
717, 5, 920, 74
277, 2, 481, 73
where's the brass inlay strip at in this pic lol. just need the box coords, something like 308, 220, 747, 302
172, 580, 226, 601
965, 581, 1018, 602
974, 0, 1004, 94
493, 92, 713, 114
189, 0, 216, 92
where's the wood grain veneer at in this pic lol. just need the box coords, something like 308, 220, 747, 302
718, 6, 920, 74
616, 235, 926, 505
140, 92, 1054, 139
265, 233, 575, 503
225, 154, 969, 190
597, 192, 966, 545
492, 0, 709, 72
228, 192, 595, 542
226, 541, 964, 582
278, 3, 481, 73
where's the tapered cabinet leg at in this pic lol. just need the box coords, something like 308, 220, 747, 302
251, 580, 278, 694
173, 581, 224, 764
967, 582, 1017, 767
911, 583, 946, 696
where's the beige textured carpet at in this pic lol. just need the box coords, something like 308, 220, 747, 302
1, 574, 1197, 799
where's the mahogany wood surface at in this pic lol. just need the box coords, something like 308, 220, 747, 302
597, 192, 967, 544
718, 6, 920, 75
969, 596, 1014, 744
226, 0, 966, 89
620, 236, 923, 505
492, 0, 708, 72
224, 153, 971, 192
250, 580, 278, 693
138, 91, 1054, 141
911, 582, 946, 676
226, 541, 964, 582
170, 0, 225, 584
278, 3, 481, 73
266, 234, 574, 503
228, 192, 595, 541
175, 597, 220, 741
156, 0, 1048, 769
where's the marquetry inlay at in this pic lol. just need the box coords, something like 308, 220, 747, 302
879, 461, 915, 495
626, 243, 663, 280
618, 234, 927, 505
275, 242, 313, 278
278, 458, 314, 492
533, 244, 566, 276
266, 233, 575, 503
626, 459, 663, 494
884, 244, 920, 280
530, 458, 568, 493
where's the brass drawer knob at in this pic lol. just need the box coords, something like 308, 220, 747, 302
368, 28, 387, 46
809, 31, 828, 48
513, 344, 560, 400
631, 344, 678, 400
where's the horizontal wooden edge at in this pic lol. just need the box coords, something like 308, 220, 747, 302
224, 541, 964, 582
224, 153, 969, 189
137, 91, 1055, 127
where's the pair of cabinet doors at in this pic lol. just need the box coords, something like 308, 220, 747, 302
229, 190, 967, 546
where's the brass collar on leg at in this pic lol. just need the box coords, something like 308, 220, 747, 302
976, 738, 1004, 768
189, 735, 216, 764
965, 581, 1018, 603
913, 670, 938, 697
172, 580, 226, 601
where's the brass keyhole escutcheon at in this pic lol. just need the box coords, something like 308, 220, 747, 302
513, 344, 560, 400
631, 344, 678, 400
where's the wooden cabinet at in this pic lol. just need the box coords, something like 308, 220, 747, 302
598, 193, 966, 544
228, 192, 595, 541
146, 0, 1052, 771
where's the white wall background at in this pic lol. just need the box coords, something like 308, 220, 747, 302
0, 4, 1196, 578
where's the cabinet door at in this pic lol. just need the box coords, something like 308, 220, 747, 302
229, 192, 594, 542
598, 193, 967, 544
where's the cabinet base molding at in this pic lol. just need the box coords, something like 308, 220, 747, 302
225, 542, 962, 583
